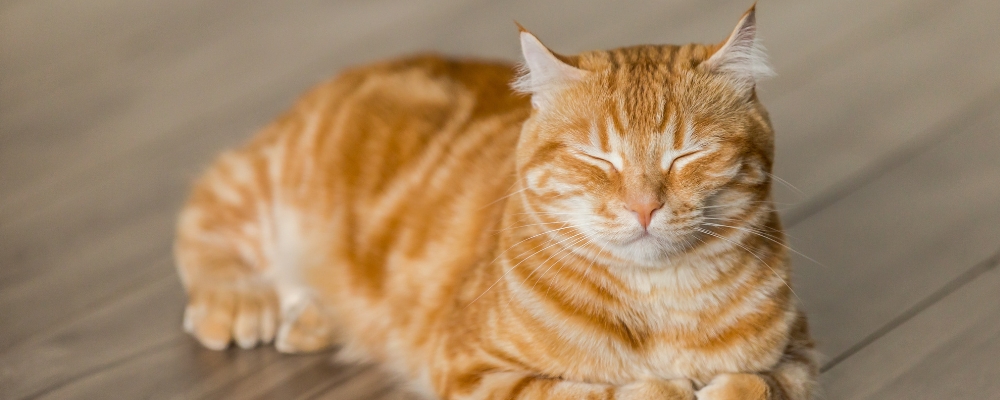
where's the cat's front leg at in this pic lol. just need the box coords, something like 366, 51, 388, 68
695, 367, 819, 400
176, 150, 338, 353
443, 371, 695, 400
696, 314, 818, 400
695, 367, 817, 400
695, 373, 772, 400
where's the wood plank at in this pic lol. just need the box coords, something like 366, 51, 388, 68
0, 86, 291, 349
0, 0, 471, 212
787, 103, 1000, 364
760, 0, 964, 99
0, 276, 185, 398
765, 0, 1000, 208
202, 358, 355, 400
29, 344, 339, 400
0, 271, 337, 399
822, 252, 1000, 399
307, 367, 417, 400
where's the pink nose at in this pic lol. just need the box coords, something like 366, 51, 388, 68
626, 200, 663, 229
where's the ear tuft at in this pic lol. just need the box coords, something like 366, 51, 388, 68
512, 28, 588, 108
701, 5, 774, 91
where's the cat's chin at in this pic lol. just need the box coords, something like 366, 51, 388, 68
602, 233, 695, 268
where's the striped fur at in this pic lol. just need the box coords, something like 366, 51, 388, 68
175, 6, 817, 399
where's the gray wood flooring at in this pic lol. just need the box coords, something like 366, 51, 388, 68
2, 0, 999, 398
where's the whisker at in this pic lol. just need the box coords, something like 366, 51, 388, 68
701, 222, 825, 268
767, 172, 804, 195
465, 223, 593, 308
497, 231, 591, 304
702, 221, 783, 242
489, 223, 580, 264
509, 211, 589, 217
507, 234, 592, 308
700, 215, 783, 233
699, 200, 772, 208
525, 234, 590, 289
696, 228, 801, 301
548, 247, 602, 297
533, 230, 613, 299
701, 216, 795, 238
478, 186, 529, 211
494, 219, 576, 234
699, 200, 798, 210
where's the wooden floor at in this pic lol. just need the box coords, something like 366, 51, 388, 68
3, 0, 1000, 398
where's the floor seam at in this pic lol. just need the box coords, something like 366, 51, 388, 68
820, 247, 1000, 373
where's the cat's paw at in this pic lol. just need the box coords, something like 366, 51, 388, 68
619, 378, 696, 400
274, 293, 337, 353
695, 373, 769, 400
183, 283, 279, 350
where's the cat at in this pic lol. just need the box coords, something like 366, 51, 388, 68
174, 5, 818, 399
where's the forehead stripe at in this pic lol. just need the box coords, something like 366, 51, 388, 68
590, 120, 610, 151
672, 114, 689, 151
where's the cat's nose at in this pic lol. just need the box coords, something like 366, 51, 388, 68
626, 199, 663, 229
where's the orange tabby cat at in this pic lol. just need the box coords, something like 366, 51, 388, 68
175, 5, 818, 399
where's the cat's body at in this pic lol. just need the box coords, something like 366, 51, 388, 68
176, 7, 817, 399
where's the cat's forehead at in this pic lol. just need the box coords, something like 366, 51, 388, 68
576, 48, 724, 137
587, 109, 703, 156
555, 44, 752, 155
577, 43, 714, 71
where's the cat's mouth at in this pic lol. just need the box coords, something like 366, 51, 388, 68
619, 221, 702, 251
618, 227, 678, 249
623, 230, 654, 244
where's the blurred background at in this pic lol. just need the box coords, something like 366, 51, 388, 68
3, 0, 1000, 399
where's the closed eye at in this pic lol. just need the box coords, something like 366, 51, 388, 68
668, 151, 702, 172
577, 152, 618, 171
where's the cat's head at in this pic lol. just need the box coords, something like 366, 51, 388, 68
512, 6, 776, 266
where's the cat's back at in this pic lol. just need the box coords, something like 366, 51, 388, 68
255, 55, 532, 303
268, 54, 529, 202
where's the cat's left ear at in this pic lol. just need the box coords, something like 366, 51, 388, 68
700, 4, 774, 93
513, 24, 589, 109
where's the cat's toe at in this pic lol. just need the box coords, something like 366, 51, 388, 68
233, 304, 260, 349
260, 302, 278, 344
232, 293, 267, 349
274, 295, 336, 353
183, 284, 278, 351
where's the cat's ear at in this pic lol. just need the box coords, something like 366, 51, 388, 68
513, 25, 588, 109
700, 4, 774, 92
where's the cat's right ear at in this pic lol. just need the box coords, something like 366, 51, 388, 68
512, 25, 588, 109
699, 5, 774, 94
